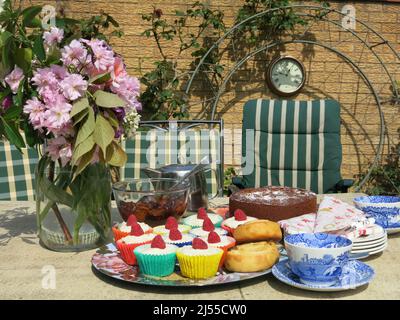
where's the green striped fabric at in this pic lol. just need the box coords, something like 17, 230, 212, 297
241, 99, 342, 194
121, 127, 222, 195
0, 140, 39, 201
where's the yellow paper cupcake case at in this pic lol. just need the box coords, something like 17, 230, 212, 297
177, 249, 223, 279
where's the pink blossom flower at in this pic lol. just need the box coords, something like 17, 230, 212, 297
23, 97, 46, 129
40, 86, 64, 106
50, 65, 68, 80
43, 27, 64, 46
83, 39, 115, 72
111, 74, 142, 110
1, 95, 12, 111
111, 57, 127, 82
46, 137, 72, 166
61, 39, 91, 68
59, 144, 73, 166
5, 66, 24, 94
31, 68, 58, 93
60, 74, 88, 101
44, 98, 72, 131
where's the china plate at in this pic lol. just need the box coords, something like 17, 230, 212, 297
91, 243, 277, 287
272, 259, 374, 292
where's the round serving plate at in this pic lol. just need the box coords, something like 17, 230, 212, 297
272, 259, 374, 292
91, 243, 278, 287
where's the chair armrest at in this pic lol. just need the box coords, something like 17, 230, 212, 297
335, 179, 355, 193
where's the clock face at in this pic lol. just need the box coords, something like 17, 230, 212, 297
267, 57, 305, 96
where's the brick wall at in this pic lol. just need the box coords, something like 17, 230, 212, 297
31, 0, 400, 181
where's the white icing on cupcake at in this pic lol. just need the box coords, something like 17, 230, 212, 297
222, 216, 257, 229
201, 236, 235, 248
135, 244, 177, 255
190, 227, 227, 238
183, 214, 222, 227
177, 246, 222, 256
118, 221, 151, 233
120, 233, 155, 244
153, 224, 191, 235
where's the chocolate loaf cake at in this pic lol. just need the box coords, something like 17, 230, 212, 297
229, 186, 317, 222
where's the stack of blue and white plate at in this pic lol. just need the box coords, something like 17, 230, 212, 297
351, 225, 388, 257
354, 196, 400, 235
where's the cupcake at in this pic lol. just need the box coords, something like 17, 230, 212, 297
176, 238, 223, 279
189, 217, 228, 238
221, 209, 257, 235
182, 207, 223, 229
152, 217, 191, 236
163, 228, 194, 248
134, 235, 178, 277
201, 231, 236, 268
116, 223, 155, 265
112, 215, 153, 241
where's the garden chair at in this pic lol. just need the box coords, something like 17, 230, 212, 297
120, 120, 224, 197
231, 99, 353, 194
0, 139, 39, 201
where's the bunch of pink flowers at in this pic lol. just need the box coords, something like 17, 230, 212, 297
21, 28, 141, 167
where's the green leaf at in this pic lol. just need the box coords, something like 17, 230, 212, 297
21, 6, 42, 27
106, 141, 127, 167
70, 98, 89, 118
94, 114, 115, 156
72, 134, 95, 165
33, 36, 46, 62
36, 158, 74, 207
15, 48, 32, 73
93, 90, 126, 108
107, 111, 119, 128
0, 117, 25, 149
2, 36, 15, 70
3, 105, 22, 121
14, 79, 25, 107
89, 73, 111, 85
72, 109, 89, 126
0, 31, 12, 47
75, 107, 95, 146
22, 122, 38, 148
73, 147, 95, 180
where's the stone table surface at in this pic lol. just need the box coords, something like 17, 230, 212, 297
0, 193, 399, 300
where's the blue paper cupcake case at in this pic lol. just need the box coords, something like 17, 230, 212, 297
134, 246, 177, 277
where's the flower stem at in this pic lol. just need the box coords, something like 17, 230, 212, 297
48, 161, 73, 244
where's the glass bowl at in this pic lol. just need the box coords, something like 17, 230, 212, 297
112, 178, 190, 226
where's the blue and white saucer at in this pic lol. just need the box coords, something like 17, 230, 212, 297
272, 259, 374, 292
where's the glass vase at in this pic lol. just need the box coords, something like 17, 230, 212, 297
35, 156, 112, 252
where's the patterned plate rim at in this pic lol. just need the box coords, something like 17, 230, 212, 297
272, 259, 375, 292
91, 243, 278, 287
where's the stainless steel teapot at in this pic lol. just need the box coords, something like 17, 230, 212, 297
143, 164, 218, 211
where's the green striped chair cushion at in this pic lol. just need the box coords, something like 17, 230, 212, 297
241, 99, 342, 194
121, 128, 222, 196
0, 141, 39, 201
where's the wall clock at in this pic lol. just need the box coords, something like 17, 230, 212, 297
266, 56, 306, 97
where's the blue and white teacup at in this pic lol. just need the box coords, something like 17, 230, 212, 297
354, 196, 400, 229
284, 233, 353, 287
